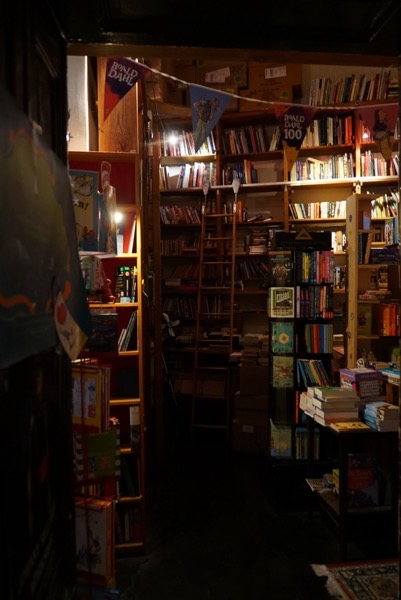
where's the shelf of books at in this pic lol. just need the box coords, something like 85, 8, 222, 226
345, 192, 400, 369
267, 231, 334, 475
69, 151, 146, 575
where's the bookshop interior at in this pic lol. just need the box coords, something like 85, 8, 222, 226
3, 2, 401, 599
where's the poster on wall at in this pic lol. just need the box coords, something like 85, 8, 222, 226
0, 84, 91, 367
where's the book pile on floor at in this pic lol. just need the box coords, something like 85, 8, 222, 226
361, 400, 400, 431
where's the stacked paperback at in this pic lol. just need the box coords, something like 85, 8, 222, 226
362, 400, 400, 432
339, 367, 383, 398
300, 385, 359, 426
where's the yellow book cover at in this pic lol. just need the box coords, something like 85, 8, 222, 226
329, 421, 370, 431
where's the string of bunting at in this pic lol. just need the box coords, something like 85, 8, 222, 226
103, 57, 399, 163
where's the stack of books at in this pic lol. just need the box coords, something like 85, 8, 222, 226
339, 367, 383, 399
361, 400, 400, 432
300, 385, 360, 426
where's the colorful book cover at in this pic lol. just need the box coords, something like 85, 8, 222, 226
72, 365, 104, 431
73, 428, 121, 483
329, 421, 370, 431
270, 321, 294, 353
269, 287, 295, 317
271, 355, 294, 387
347, 452, 379, 507
268, 250, 294, 286
75, 497, 114, 584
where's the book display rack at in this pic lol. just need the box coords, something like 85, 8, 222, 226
267, 231, 334, 462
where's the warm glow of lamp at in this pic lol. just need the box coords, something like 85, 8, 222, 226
168, 134, 178, 146
114, 211, 123, 224
362, 128, 369, 140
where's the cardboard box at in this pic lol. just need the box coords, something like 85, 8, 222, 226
234, 391, 268, 411
194, 60, 247, 87
232, 417, 269, 453
169, 63, 241, 110
238, 364, 269, 396
235, 408, 268, 420
239, 62, 302, 111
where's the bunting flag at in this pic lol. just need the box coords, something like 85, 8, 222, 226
190, 84, 233, 153
275, 105, 316, 175
358, 104, 399, 161
104, 58, 149, 121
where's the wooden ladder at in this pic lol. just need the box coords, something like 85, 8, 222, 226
190, 178, 239, 445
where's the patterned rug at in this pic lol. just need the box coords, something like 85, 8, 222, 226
311, 559, 399, 599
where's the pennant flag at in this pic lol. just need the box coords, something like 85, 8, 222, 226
358, 104, 398, 161
104, 58, 149, 121
190, 84, 232, 153
275, 105, 316, 175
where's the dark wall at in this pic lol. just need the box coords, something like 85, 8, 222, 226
0, 2, 75, 599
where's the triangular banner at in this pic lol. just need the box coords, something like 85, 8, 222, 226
274, 105, 316, 175
104, 58, 149, 121
358, 104, 399, 161
190, 84, 233, 153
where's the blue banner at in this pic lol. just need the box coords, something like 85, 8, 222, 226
190, 84, 233, 153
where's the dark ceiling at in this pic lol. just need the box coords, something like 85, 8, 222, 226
51, 0, 401, 64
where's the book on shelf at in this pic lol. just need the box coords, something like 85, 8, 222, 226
120, 311, 138, 352
347, 452, 379, 508
270, 321, 294, 353
72, 364, 109, 432
268, 287, 295, 318
271, 355, 294, 388
75, 496, 114, 586
85, 310, 119, 353
127, 214, 137, 254
305, 477, 334, 493
270, 419, 292, 458
73, 427, 121, 484
268, 250, 294, 286
377, 302, 399, 336
357, 303, 372, 336
297, 358, 331, 387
